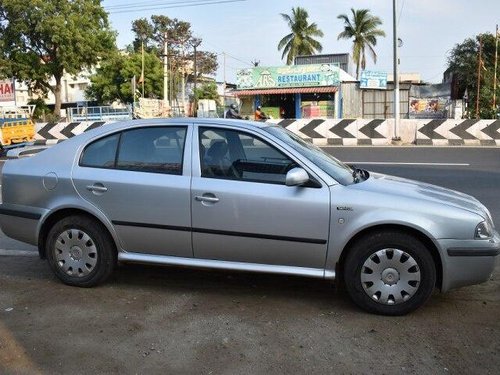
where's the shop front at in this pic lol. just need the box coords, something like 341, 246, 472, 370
235, 64, 340, 120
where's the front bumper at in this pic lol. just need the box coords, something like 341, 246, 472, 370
438, 230, 500, 292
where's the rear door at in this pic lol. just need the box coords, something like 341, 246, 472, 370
72, 125, 193, 257
191, 125, 330, 269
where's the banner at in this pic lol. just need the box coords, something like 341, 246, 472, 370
360, 71, 387, 89
236, 64, 340, 90
0, 79, 15, 103
409, 98, 449, 119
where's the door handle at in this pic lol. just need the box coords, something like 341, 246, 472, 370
86, 184, 108, 193
195, 195, 219, 203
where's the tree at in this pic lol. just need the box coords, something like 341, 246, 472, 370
337, 8, 386, 80
0, 0, 116, 117
447, 33, 498, 118
86, 51, 163, 105
193, 82, 219, 101
278, 7, 324, 65
130, 15, 218, 77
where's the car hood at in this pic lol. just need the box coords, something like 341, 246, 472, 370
351, 172, 491, 221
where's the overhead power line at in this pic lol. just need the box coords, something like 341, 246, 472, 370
105, 0, 247, 15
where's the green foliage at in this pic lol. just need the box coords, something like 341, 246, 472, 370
27, 98, 50, 121
337, 8, 386, 79
193, 82, 219, 101
86, 51, 163, 104
0, 0, 116, 116
278, 7, 324, 65
447, 33, 499, 119
130, 15, 218, 77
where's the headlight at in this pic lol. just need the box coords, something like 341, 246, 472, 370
475, 221, 493, 239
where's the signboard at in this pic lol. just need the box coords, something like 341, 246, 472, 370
0, 79, 15, 103
360, 71, 387, 89
236, 64, 340, 90
409, 97, 449, 119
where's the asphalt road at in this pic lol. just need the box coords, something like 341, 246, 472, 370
0, 147, 499, 374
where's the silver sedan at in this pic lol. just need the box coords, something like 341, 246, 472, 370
0, 119, 498, 315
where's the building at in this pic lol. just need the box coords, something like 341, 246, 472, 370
295, 53, 355, 77
234, 63, 355, 119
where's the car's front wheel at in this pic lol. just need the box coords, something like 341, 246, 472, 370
344, 231, 436, 315
46, 215, 116, 287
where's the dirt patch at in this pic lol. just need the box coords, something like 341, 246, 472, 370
0, 257, 498, 374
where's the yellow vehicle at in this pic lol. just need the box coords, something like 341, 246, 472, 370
0, 106, 36, 148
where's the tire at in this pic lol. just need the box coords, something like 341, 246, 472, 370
46, 215, 116, 287
344, 231, 436, 315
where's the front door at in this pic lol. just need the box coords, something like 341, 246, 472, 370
72, 125, 193, 257
191, 126, 330, 269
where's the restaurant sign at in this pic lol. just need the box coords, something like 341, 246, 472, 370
236, 64, 340, 90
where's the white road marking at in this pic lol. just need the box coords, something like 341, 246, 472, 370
0, 249, 38, 257
346, 162, 470, 166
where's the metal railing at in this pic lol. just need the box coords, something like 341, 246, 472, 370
68, 106, 132, 122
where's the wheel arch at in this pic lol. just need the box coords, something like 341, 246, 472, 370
38, 208, 117, 259
336, 224, 443, 290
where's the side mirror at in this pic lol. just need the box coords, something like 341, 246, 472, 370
285, 167, 309, 186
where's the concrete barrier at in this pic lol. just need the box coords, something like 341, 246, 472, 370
33, 121, 113, 145
33, 119, 500, 146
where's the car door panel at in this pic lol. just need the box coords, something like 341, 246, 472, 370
191, 126, 330, 269
72, 125, 193, 257
192, 177, 330, 268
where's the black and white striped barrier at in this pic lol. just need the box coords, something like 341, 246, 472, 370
416, 119, 500, 146
266, 119, 391, 146
32, 119, 500, 146
33, 121, 112, 145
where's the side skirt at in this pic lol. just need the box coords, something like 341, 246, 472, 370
118, 252, 335, 280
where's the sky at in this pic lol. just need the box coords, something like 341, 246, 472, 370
102, 0, 500, 84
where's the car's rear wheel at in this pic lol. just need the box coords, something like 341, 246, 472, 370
46, 215, 116, 287
344, 231, 436, 315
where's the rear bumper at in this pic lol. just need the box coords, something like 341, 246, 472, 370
0, 204, 46, 246
438, 230, 500, 292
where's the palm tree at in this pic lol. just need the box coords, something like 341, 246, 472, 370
337, 8, 386, 79
278, 7, 324, 65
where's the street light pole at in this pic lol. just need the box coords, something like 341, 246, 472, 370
392, 0, 400, 141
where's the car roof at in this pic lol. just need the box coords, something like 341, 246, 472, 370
79, 118, 272, 139
116, 117, 269, 129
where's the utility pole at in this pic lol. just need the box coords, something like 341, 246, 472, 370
493, 24, 498, 112
191, 38, 202, 117
476, 35, 483, 119
181, 43, 186, 116
163, 31, 169, 112
223, 52, 227, 117
392, 0, 400, 141
141, 36, 145, 98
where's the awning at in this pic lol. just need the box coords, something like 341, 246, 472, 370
233, 86, 338, 96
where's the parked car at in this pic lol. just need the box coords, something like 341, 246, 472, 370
0, 119, 498, 315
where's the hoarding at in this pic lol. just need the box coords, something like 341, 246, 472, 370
360, 71, 387, 89
236, 64, 340, 90
0, 79, 15, 103
409, 97, 449, 119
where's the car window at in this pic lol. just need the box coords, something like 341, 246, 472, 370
116, 127, 187, 175
264, 126, 354, 185
80, 133, 119, 168
199, 127, 296, 184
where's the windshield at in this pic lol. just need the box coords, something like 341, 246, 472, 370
264, 126, 355, 185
